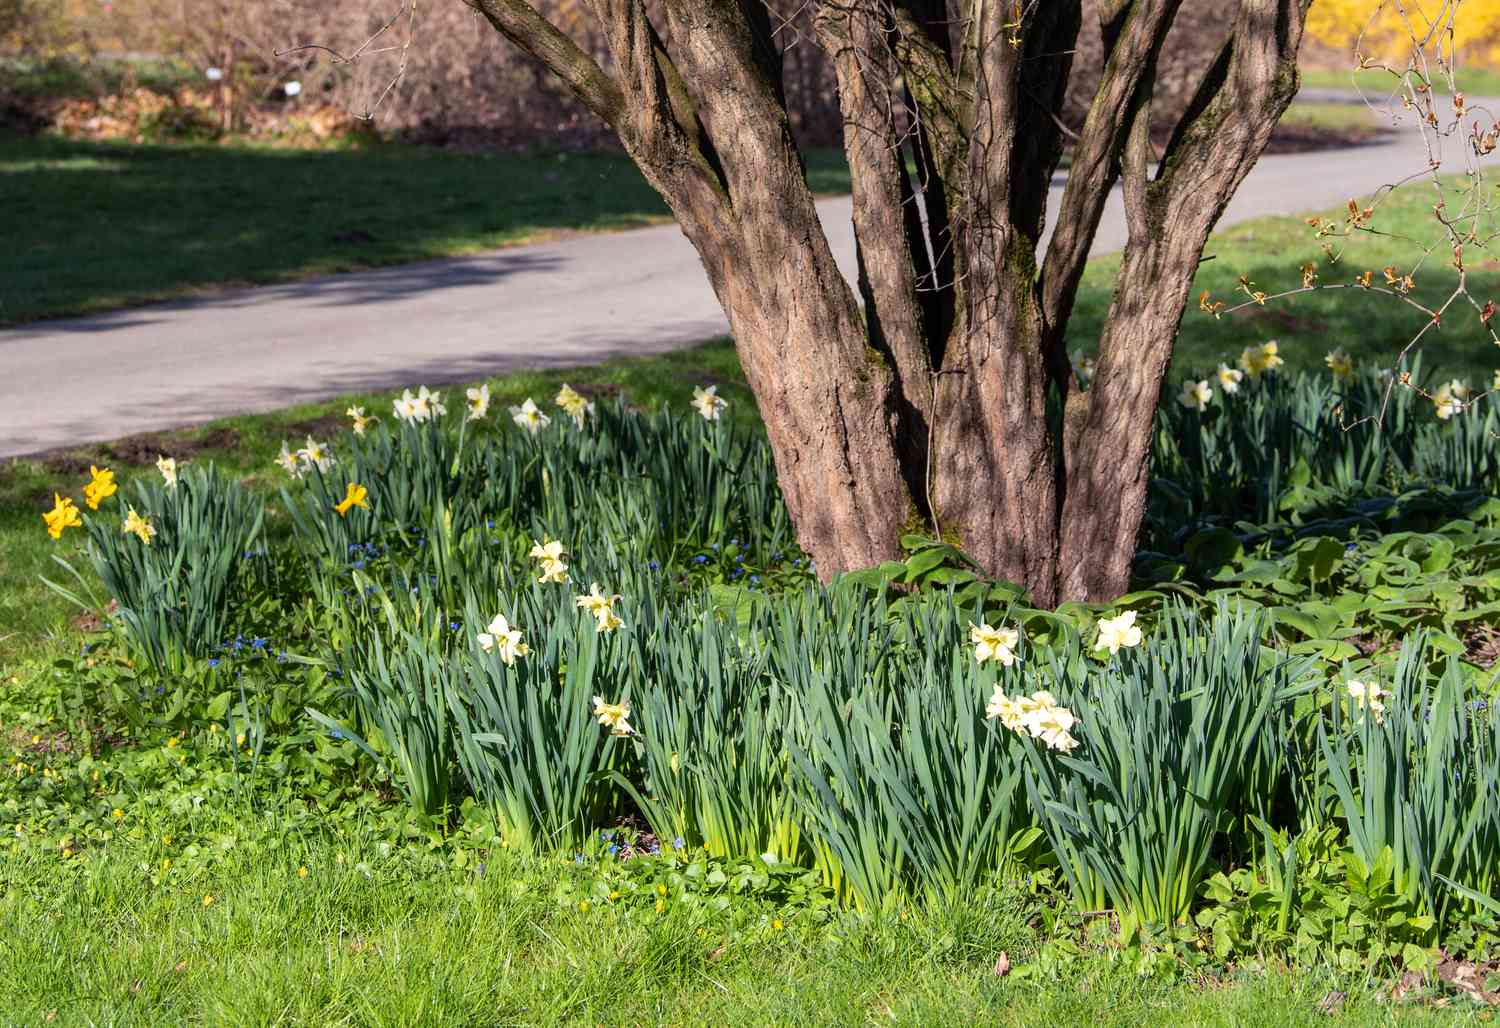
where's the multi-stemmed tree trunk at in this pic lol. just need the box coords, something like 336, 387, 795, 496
469, 0, 1310, 605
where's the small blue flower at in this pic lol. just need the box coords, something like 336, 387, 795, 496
712, 543, 720, 552
1471, 698, 1489, 712
693, 555, 707, 564
575, 853, 585, 865
750, 575, 761, 584
486, 520, 495, 529
155, 686, 165, 694
648, 561, 660, 571
352, 559, 366, 570
672, 836, 684, 850
606, 843, 619, 856
207, 658, 221, 668
449, 621, 461, 631
251, 637, 267, 650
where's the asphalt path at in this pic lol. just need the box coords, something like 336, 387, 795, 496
2, 91, 1484, 457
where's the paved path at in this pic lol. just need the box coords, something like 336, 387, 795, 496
1, 95, 1484, 457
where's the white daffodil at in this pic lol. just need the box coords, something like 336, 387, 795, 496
555, 383, 595, 428
1217, 363, 1244, 395
592, 696, 633, 736
156, 455, 179, 489
985, 686, 1027, 732
1022, 701, 1080, 753
1346, 679, 1389, 724
530, 538, 569, 584
1094, 610, 1143, 655
576, 582, 624, 632
465, 383, 491, 421
969, 622, 1019, 666
477, 613, 530, 665
691, 385, 728, 421
1434, 379, 1470, 420
276, 441, 303, 478
416, 385, 446, 420
346, 406, 376, 436
393, 389, 420, 423
297, 435, 334, 472
1325, 348, 1354, 382
537, 558, 568, 584
510, 398, 551, 435
1178, 379, 1213, 412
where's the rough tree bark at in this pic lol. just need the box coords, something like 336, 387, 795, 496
467, 0, 1311, 605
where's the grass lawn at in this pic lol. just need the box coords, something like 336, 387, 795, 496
1301, 64, 1500, 98
0, 132, 851, 325
0, 835, 1453, 1026
1069, 175, 1500, 383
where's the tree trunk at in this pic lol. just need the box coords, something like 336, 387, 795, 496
468, 0, 1312, 606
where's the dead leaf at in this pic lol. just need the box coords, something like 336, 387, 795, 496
173, 960, 188, 973
1317, 989, 1346, 1015
706, 943, 726, 962
993, 952, 1011, 977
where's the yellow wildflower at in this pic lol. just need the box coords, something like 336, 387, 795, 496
202, 894, 215, 907
43, 493, 82, 540
83, 465, 117, 510
333, 482, 369, 517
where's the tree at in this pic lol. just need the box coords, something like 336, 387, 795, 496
464, 0, 1312, 605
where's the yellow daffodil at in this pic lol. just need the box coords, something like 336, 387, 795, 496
1237, 340, 1284, 380
333, 482, 369, 516
83, 465, 117, 510
465, 383, 491, 421
1094, 610, 1143, 654
121, 507, 157, 544
43, 493, 82, 540
275, 441, 302, 478
156, 455, 179, 488
477, 613, 530, 665
691, 385, 728, 421
592, 696, 633, 736
969, 622, 1019, 666
555, 383, 595, 427
296, 436, 334, 472
984, 686, 1027, 731
1178, 379, 1213, 412
346, 406, 376, 436
1346, 679, 1389, 724
1325, 348, 1354, 382
537, 558, 568, 584
510, 398, 551, 435
1022, 701, 1080, 753
1217, 363, 1244, 395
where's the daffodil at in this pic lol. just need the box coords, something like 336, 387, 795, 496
510, 398, 550, 434
476, 613, 530, 665
592, 696, 633, 736
985, 686, 1027, 731
392, 390, 420, 423
83, 465, 117, 510
555, 383, 595, 427
1021, 701, 1080, 753
346, 406, 376, 436
275, 441, 302, 478
393, 386, 446, 424
1094, 610, 1143, 654
691, 385, 728, 421
530, 538, 569, 583
1217, 363, 1244, 395
576, 583, 624, 632
43, 493, 82, 540
1325, 348, 1354, 382
466, 383, 491, 421
1237, 340, 1284, 380
296, 436, 334, 472
333, 482, 369, 516
1433, 379, 1470, 419
969, 622, 1019, 666
121, 507, 156, 544
1346, 679, 1389, 724
1178, 379, 1213, 412
156, 455, 179, 488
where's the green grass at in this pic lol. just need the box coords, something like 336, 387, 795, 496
1277, 99, 1386, 135
1301, 64, 1500, 98
0, 831, 1471, 1025
1067, 176, 1500, 382
0, 132, 851, 325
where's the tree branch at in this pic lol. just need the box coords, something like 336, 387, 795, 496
466, 0, 624, 128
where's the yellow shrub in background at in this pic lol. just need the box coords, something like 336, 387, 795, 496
1306, 0, 1500, 71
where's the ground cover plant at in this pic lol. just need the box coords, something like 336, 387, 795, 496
6, 332, 1500, 1020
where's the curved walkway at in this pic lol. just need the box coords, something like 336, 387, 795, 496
0, 94, 1483, 457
